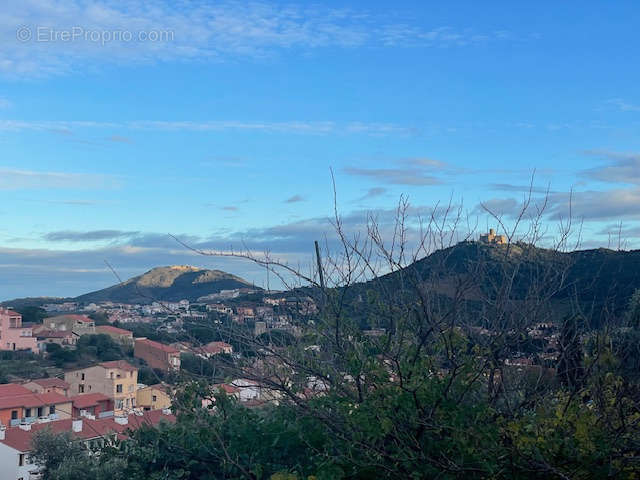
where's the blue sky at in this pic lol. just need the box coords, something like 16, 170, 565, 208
1, 0, 639, 299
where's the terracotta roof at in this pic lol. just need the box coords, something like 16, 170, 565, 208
214, 383, 238, 394
96, 325, 133, 336
0, 391, 69, 410
36, 329, 73, 338
29, 378, 70, 389
98, 360, 137, 372
135, 338, 180, 354
0, 409, 176, 452
201, 341, 232, 354
47, 314, 93, 323
0, 384, 33, 397
127, 409, 175, 429
69, 393, 111, 409
143, 383, 170, 392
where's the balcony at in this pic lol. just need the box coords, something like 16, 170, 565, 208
10, 413, 59, 426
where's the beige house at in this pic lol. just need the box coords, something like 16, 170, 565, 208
38, 314, 96, 336
64, 360, 138, 414
136, 384, 172, 411
95, 325, 134, 346
22, 378, 70, 397
197, 341, 233, 358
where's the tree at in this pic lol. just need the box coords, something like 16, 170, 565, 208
31, 429, 126, 480
625, 288, 640, 328
557, 314, 585, 390
15, 306, 47, 324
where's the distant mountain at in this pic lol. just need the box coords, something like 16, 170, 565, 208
75, 265, 258, 304
0, 297, 72, 309
341, 241, 640, 328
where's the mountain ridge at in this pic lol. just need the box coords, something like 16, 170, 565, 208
75, 265, 257, 304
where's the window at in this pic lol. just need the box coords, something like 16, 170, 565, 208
25, 408, 31, 418
116, 399, 123, 409
19, 453, 25, 466
49, 405, 56, 415
152, 395, 157, 402
81, 373, 85, 380
37, 407, 44, 417
78, 384, 84, 393
11, 410, 18, 420
116, 384, 123, 393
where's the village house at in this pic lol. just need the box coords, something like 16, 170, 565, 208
35, 329, 77, 350
36, 314, 96, 336
64, 361, 138, 414
0, 384, 72, 427
95, 324, 134, 346
0, 409, 175, 480
0, 309, 38, 353
136, 384, 172, 411
197, 341, 233, 358
22, 378, 70, 397
134, 338, 181, 372
235, 306, 255, 317
69, 393, 113, 418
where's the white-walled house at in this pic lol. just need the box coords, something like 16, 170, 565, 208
0, 424, 39, 480
0, 410, 175, 480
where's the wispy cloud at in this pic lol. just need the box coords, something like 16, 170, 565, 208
221, 206, 238, 212
284, 194, 305, 203
344, 167, 442, 186
477, 187, 640, 222
106, 135, 132, 143
605, 98, 640, 112
44, 230, 139, 242
0, 167, 119, 190
0, 118, 418, 137
356, 187, 387, 201
581, 150, 640, 185
46, 199, 100, 206
1, 1, 512, 77
490, 183, 556, 194
344, 157, 451, 186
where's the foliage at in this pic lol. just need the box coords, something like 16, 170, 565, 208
46, 334, 127, 368
625, 288, 640, 328
0, 350, 49, 383
88, 311, 110, 325
14, 305, 47, 323
556, 315, 585, 390
31, 429, 127, 480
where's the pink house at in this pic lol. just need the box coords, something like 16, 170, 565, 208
0, 309, 38, 353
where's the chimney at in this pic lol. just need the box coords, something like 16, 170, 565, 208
0, 425, 5, 440
72, 419, 83, 432
114, 415, 129, 425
